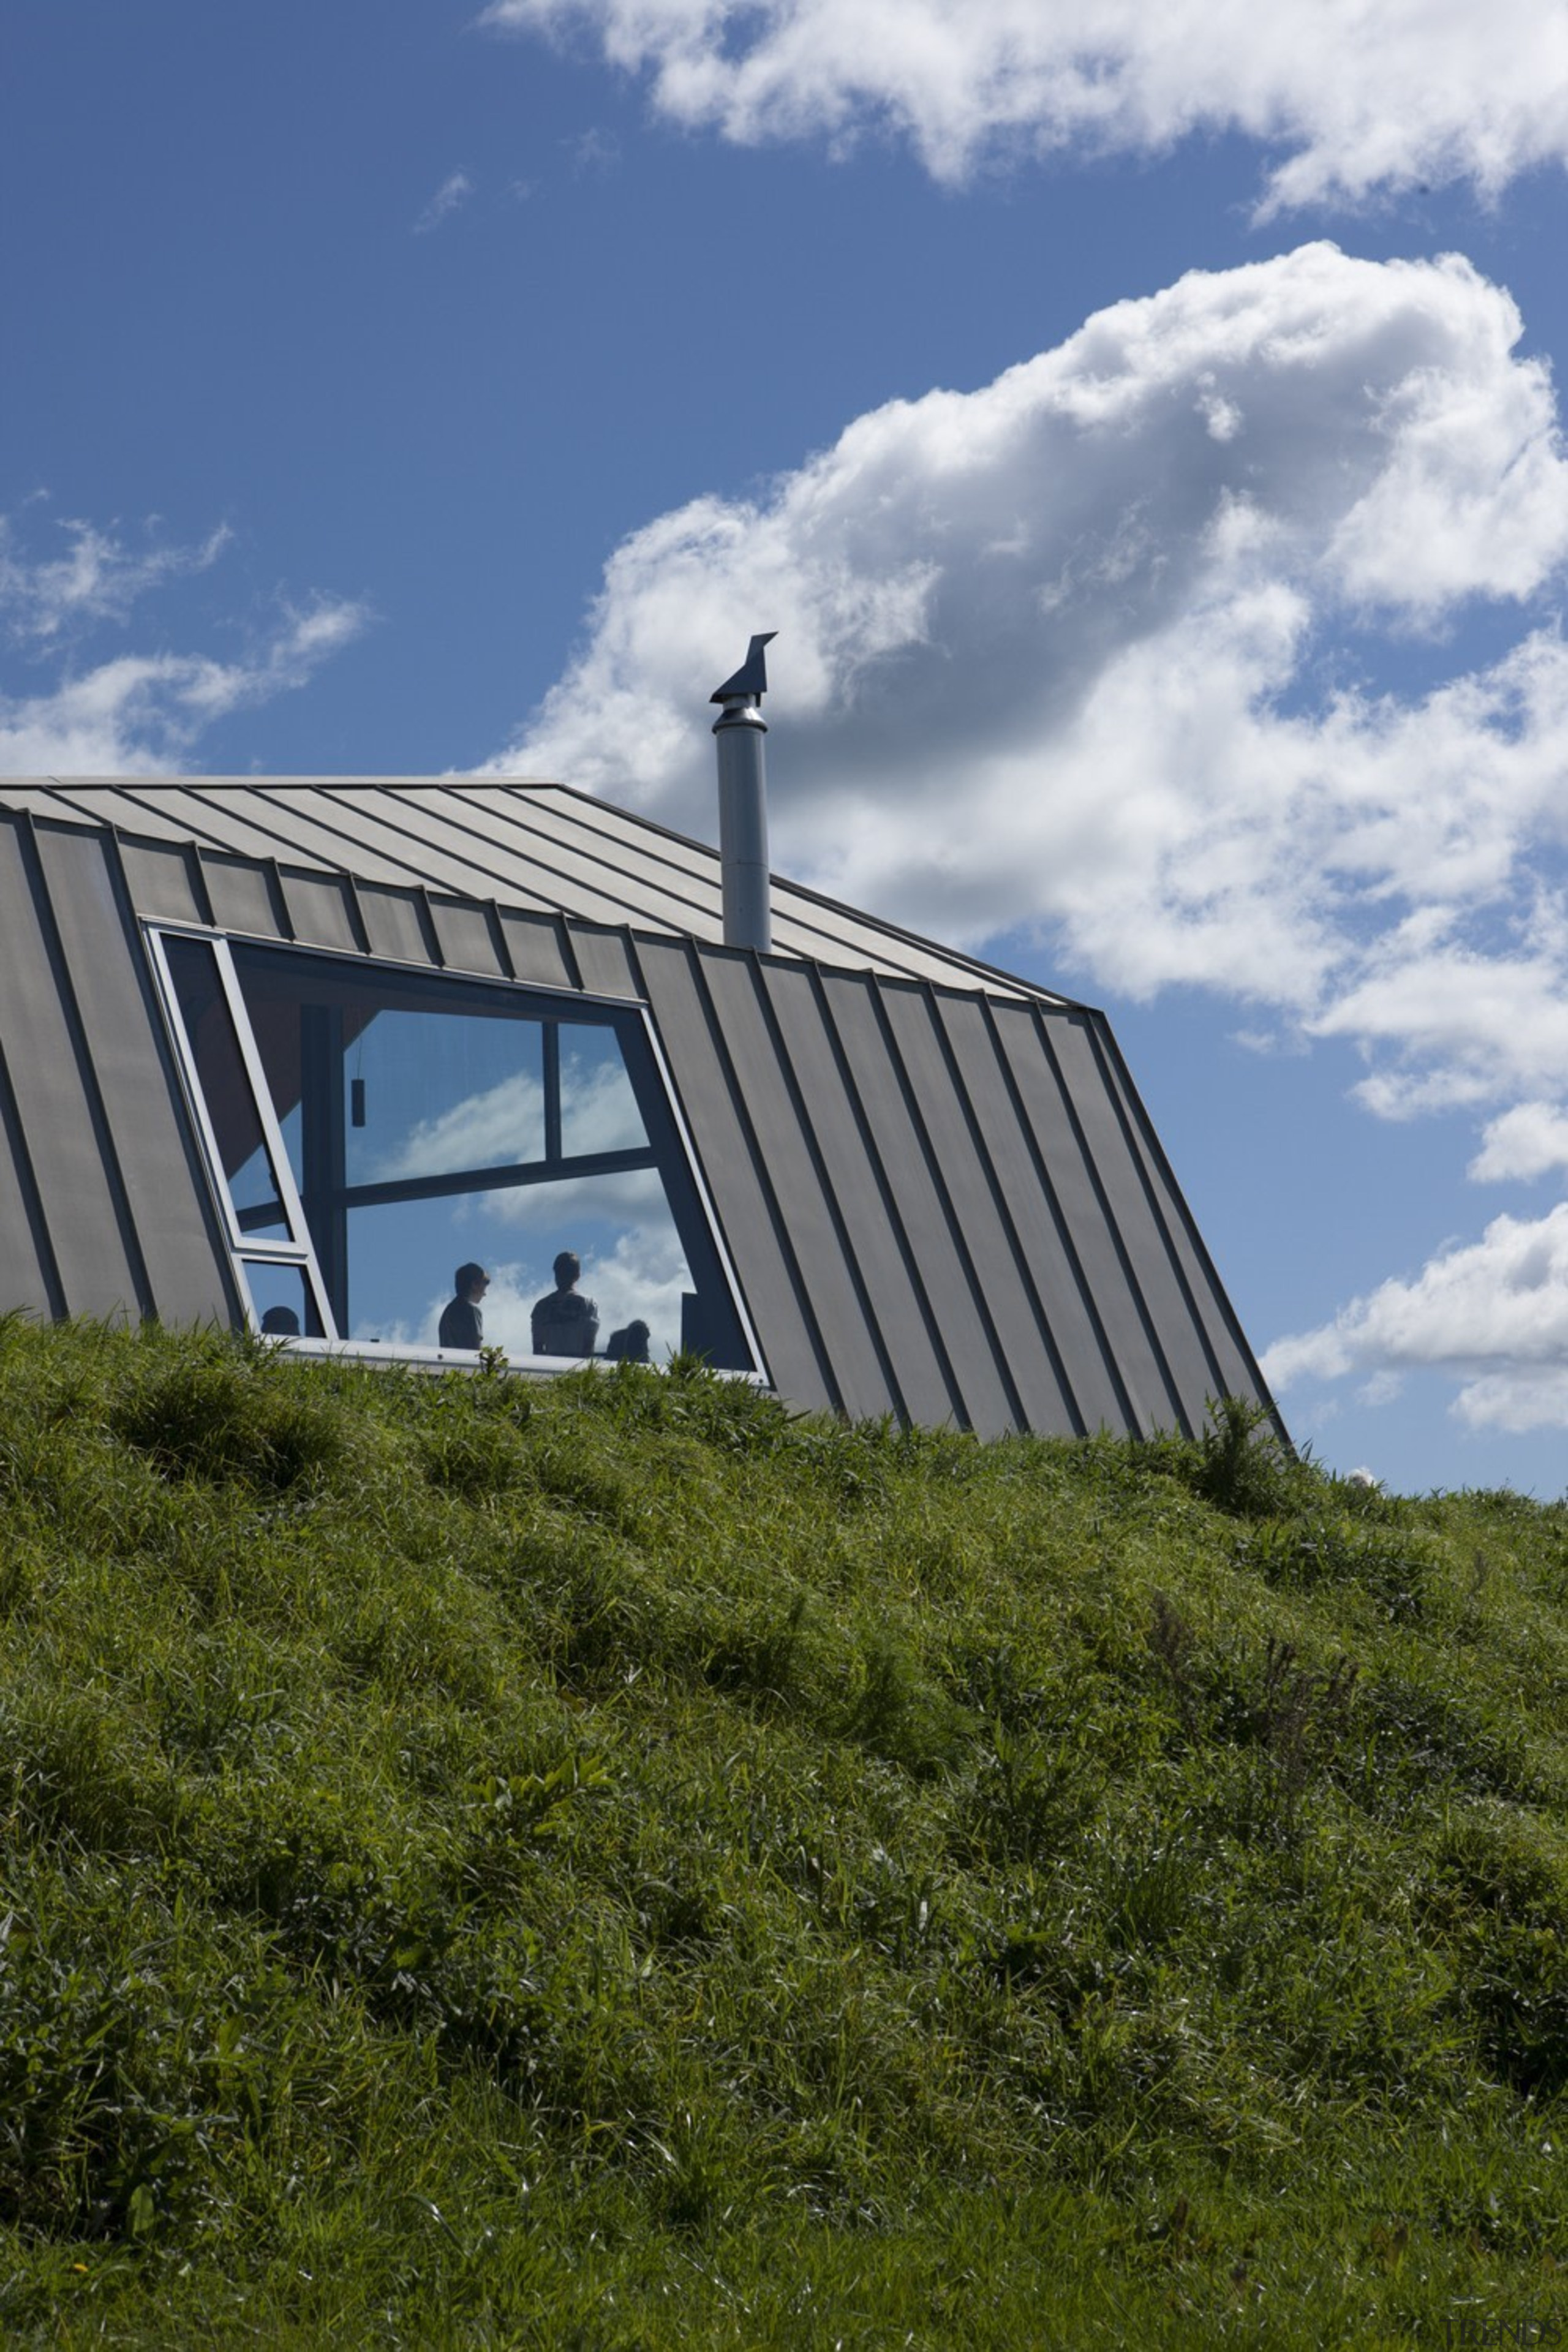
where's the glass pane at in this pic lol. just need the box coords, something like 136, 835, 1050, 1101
214, 943, 753, 1374
163, 937, 291, 1238
341, 1173, 695, 1363
241, 1259, 323, 1339
233, 952, 555, 1190
558, 1025, 649, 1158
346, 1009, 547, 1185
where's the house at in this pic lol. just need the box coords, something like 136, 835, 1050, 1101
0, 700, 1280, 1439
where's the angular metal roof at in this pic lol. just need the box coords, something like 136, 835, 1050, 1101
0, 778, 1058, 1003
0, 777, 1279, 1441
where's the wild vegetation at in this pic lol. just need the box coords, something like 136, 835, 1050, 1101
1, 1315, 1565, 2347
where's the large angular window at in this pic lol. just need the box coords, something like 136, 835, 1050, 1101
152, 930, 756, 1373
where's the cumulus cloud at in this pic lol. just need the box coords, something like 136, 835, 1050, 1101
0, 508, 369, 772
1262, 1205, 1568, 1430
1470, 1101, 1568, 1182
1450, 1367, 1568, 1431
478, 0, 1568, 208
491, 244, 1568, 1042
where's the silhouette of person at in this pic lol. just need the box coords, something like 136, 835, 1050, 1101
439, 1262, 489, 1351
605, 1319, 651, 1364
530, 1251, 599, 1358
260, 1305, 301, 1336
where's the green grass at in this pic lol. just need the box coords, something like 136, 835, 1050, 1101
1, 1317, 1566, 2346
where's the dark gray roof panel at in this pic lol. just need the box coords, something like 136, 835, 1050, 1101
877, 983, 1080, 1438
428, 898, 507, 979
631, 937, 830, 1411
694, 954, 894, 1424
32, 826, 234, 1329
202, 854, 288, 940
358, 884, 440, 968
189, 784, 431, 886
497, 910, 576, 992
0, 782, 189, 843
0, 821, 145, 1317
820, 971, 1019, 1438
930, 993, 1119, 1435
129, 786, 306, 865
279, 870, 363, 955
1095, 1028, 1275, 1414
398, 787, 714, 935
989, 1003, 1165, 1433
2, 780, 1054, 998
1041, 1014, 1210, 1433
0, 1041, 61, 1319
0, 820, 230, 1325
570, 929, 643, 1001
265, 786, 548, 911
1068, 1020, 1235, 1417
116, 839, 207, 927
757, 960, 942, 1427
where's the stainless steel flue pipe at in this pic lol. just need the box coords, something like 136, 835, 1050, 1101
710, 631, 777, 954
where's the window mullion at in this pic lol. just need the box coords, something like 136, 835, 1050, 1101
543, 1019, 562, 1166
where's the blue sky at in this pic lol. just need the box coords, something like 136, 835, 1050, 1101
6, 0, 1568, 1491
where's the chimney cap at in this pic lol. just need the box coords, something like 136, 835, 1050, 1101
710, 632, 777, 705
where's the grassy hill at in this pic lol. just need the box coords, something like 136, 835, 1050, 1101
1, 1316, 1565, 2348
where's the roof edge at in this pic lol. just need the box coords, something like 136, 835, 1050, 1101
0, 776, 1088, 1016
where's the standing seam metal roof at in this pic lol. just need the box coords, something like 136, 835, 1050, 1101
0, 782, 1278, 1441
0, 779, 1061, 1001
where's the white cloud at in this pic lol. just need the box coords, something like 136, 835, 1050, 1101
564, 126, 620, 173
0, 513, 230, 647
490, 244, 1568, 1050
0, 605, 370, 775
1263, 1204, 1568, 1431
0, 502, 367, 772
1450, 1366, 1568, 1431
1311, 893, 1568, 1119
1471, 1101, 1568, 1182
478, 0, 1568, 208
415, 169, 476, 232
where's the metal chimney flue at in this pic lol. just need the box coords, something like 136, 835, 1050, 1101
710, 631, 777, 954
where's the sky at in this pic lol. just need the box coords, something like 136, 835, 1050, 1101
5, 0, 1568, 1491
